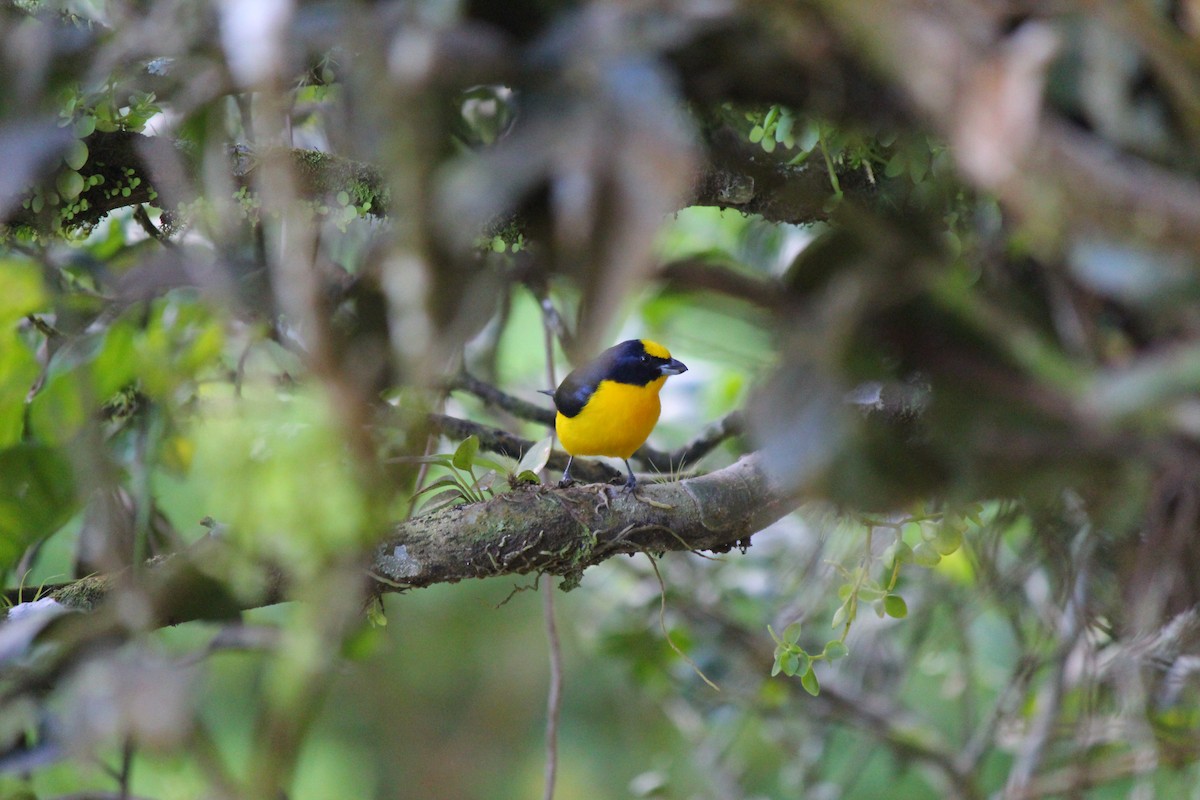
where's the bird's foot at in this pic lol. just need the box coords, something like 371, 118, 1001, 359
557, 476, 576, 489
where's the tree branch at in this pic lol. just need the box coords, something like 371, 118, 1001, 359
21, 453, 791, 619
448, 371, 555, 426
3, 132, 391, 234
4, 123, 856, 236
371, 452, 790, 590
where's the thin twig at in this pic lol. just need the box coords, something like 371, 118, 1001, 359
540, 308, 563, 800
449, 372, 554, 426
645, 554, 720, 691
1003, 532, 1095, 799
117, 737, 134, 800
540, 575, 562, 800
190, 720, 241, 800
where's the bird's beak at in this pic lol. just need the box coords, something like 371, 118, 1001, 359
660, 358, 688, 376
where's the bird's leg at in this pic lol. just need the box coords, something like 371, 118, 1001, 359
558, 456, 576, 488
622, 459, 638, 493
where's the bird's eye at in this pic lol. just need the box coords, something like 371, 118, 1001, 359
640, 354, 649, 363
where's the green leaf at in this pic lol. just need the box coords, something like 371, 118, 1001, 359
775, 112, 794, 143
748, 125, 765, 144
823, 640, 849, 661
452, 435, 480, 470
411, 474, 466, 499
931, 523, 964, 556
0, 444, 78, 570
912, 541, 942, 567
416, 488, 467, 515
396, 454, 456, 468
831, 602, 848, 629
64, 139, 89, 171
0, 259, 47, 324
28, 371, 87, 444
908, 153, 928, 183
782, 620, 802, 645
366, 603, 388, 628
56, 169, 84, 200
471, 456, 511, 475
516, 436, 553, 477
800, 667, 820, 696
0, 333, 38, 448
883, 594, 909, 619
515, 469, 541, 484
856, 583, 885, 602
92, 321, 138, 399
781, 650, 800, 676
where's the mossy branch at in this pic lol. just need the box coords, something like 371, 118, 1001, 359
375, 452, 789, 591
2, 131, 391, 235
16, 454, 792, 620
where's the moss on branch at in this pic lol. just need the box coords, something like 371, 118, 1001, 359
373, 453, 791, 591
7, 454, 793, 623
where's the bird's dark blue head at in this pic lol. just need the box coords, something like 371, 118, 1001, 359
605, 339, 688, 385
552, 339, 687, 417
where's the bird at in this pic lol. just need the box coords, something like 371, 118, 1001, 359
547, 339, 687, 490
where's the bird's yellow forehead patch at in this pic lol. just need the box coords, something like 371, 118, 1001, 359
641, 339, 671, 360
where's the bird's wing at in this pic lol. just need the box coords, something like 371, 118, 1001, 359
552, 349, 620, 418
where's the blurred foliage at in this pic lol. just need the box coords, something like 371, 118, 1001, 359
4, 1, 1200, 799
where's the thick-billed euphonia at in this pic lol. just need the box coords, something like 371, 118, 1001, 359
550, 339, 687, 489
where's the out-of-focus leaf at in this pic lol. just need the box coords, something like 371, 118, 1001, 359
451, 434, 480, 470
61, 652, 193, 754
823, 640, 849, 661
749, 362, 848, 493
0, 444, 78, 570
883, 594, 908, 618
952, 23, 1058, 188
191, 391, 372, 575
133, 295, 224, 398
0, 122, 73, 219
0, 598, 73, 664
27, 370, 88, 445
412, 474, 466, 500
0, 333, 38, 448
0, 259, 47, 323
931, 523, 963, 556
516, 435, 552, 476
800, 667, 820, 696
1087, 346, 1200, 421
1069, 240, 1193, 305
433, 13, 698, 352
912, 541, 942, 567
91, 318, 138, 399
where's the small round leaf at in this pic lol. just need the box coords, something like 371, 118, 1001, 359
883, 594, 908, 619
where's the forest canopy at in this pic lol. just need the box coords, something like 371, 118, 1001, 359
5, 1, 1200, 798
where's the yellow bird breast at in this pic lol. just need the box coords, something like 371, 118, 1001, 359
556, 376, 667, 459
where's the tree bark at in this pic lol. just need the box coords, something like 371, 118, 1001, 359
10, 453, 793, 618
